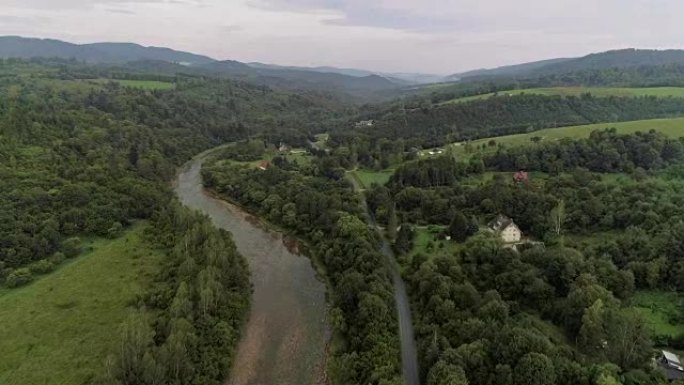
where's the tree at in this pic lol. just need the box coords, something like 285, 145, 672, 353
427, 361, 469, 385
513, 353, 556, 385
449, 212, 470, 242
62, 237, 82, 258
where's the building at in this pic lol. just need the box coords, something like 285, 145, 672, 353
355, 120, 374, 128
257, 160, 270, 171
278, 142, 290, 152
659, 350, 684, 382
513, 171, 529, 183
488, 215, 522, 243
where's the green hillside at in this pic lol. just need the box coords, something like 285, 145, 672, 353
0, 223, 161, 385
442, 87, 684, 104
449, 117, 684, 156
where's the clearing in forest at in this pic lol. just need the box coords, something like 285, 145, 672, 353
0, 223, 162, 385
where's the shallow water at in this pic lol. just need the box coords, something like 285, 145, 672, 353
174, 155, 329, 385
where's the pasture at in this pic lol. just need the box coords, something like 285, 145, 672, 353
441, 87, 684, 104
448, 117, 684, 157
0, 223, 162, 385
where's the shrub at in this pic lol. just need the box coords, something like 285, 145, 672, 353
62, 237, 82, 258
49, 252, 66, 265
29, 259, 55, 275
6, 268, 34, 288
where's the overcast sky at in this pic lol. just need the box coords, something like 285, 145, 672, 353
0, 0, 682, 74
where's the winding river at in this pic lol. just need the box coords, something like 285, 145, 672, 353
174, 154, 329, 385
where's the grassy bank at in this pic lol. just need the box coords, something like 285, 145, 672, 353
0, 223, 162, 385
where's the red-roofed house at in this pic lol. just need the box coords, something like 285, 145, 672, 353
513, 171, 529, 183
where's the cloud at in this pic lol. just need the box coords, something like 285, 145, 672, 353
105, 8, 136, 14
1, 0, 204, 10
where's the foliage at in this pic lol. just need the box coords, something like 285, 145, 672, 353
202, 158, 403, 384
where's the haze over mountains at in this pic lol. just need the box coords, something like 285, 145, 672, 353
6, 36, 684, 97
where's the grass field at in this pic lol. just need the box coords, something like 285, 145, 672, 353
632, 290, 684, 338
0, 223, 162, 385
88, 79, 175, 90
448, 117, 684, 157
350, 169, 394, 189
441, 87, 684, 104
411, 226, 460, 258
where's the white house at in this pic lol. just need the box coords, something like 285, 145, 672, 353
659, 350, 684, 381
488, 215, 522, 243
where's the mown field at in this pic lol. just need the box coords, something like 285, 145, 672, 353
632, 290, 684, 338
0, 223, 162, 385
442, 87, 684, 104
450, 117, 684, 157
350, 169, 395, 189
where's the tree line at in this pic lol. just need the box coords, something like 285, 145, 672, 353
202, 157, 404, 384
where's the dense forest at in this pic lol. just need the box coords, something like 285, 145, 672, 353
0, 59, 344, 383
0, 59, 342, 280
202, 157, 404, 384
351, 94, 684, 147
358, 129, 684, 385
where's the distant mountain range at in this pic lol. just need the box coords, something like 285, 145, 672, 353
449, 49, 684, 81
6, 36, 684, 94
0, 36, 444, 97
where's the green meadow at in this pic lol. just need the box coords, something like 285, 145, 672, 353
449, 117, 684, 157
632, 290, 684, 338
441, 87, 684, 104
0, 223, 162, 385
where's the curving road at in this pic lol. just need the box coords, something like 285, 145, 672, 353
174, 153, 329, 385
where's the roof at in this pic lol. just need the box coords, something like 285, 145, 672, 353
664, 351, 682, 366
257, 160, 270, 170
488, 215, 518, 232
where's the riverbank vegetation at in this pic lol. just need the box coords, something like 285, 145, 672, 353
202, 156, 403, 384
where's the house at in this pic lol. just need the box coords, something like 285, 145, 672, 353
278, 142, 290, 152
355, 120, 374, 128
488, 215, 522, 243
659, 350, 684, 381
257, 160, 270, 171
513, 171, 529, 183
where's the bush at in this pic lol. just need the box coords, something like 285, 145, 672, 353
107, 222, 123, 239
62, 237, 82, 258
29, 259, 55, 275
49, 252, 66, 265
6, 268, 34, 288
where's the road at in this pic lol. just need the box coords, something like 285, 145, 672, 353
348, 172, 420, 385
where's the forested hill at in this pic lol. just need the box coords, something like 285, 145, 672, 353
0, 58, 344, 277
347, 93, 684, 147
0, 36, 403, 99
450, 49, 684, 81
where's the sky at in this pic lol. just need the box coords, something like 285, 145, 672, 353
0, 0, 683, 75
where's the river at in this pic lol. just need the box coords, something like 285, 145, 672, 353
174, 154, 329, 385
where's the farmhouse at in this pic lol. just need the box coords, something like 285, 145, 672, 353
659, 350, 684, 381
488, 215, 522, 243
